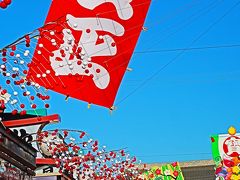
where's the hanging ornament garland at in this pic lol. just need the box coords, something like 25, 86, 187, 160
0, 16, 108, 113
0, 0, 11, 9
0, 18, 67, 114
25, 129, 144, 179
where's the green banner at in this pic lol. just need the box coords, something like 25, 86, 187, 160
26, 108, 47, 116
143, 162, 184, 180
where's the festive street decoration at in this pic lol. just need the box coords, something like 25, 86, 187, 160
28, 0, 151, 108
28, 129, 144, 179
211, 126, 240, 180
0, 32, 51, 115
0, 0, 153, 178
143, 162, 184, 180
0, 0, 11, 9
1, 111, 145, 179
0, 0, 151, 111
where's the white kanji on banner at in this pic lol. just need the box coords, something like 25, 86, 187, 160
77, 0, 133, 20
50, 1, 133, 89
29, 0, 151, 108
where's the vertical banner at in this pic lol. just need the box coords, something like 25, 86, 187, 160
28, 0, 151, 108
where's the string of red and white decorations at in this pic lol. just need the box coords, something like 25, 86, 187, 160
0, 11, 152, 111
0, 0, 11, 9
27, 129, 144, 180
0, 19, 63, 115
0, 16, 102, 114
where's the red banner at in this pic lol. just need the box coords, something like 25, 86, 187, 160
28, 0, 151, 108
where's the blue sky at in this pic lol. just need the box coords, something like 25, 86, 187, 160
1, 0, 240, 163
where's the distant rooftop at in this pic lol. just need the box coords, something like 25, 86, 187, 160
144, 159, 215, 168
145, 159, 215, 180
180, 159, 214, 167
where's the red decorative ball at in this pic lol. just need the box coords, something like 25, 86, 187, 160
0, 2, 7, 9
20, 110, 26, 116
31, 104, 37, 109
173, 170, 179, 177
171, 162, 178, 167
0, 104, 5, 109
11, 45, 16, 51
12, 109, 18, 115
23, 70, 28, 74
20, 104, 25, 109
155, 169, 161, 175
10, 51, 14, 56
25, 35, 30, 39
111, 42, 116, 47
3, 0, 11, 5
6, 80, 10, 84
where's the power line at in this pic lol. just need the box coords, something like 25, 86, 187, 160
116, 0, 240, 106
135, 44, 240, 54
142, 0, 223, 53
137, 152, 211, 158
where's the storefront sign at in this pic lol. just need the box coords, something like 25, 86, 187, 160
211, 127, 240, 179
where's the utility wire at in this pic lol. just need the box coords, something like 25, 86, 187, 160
137, 152, 211, 158
116, 0, 240, 106
135, 44, 240, 54
141, 0, 223, 53
70, 0, 225, 98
